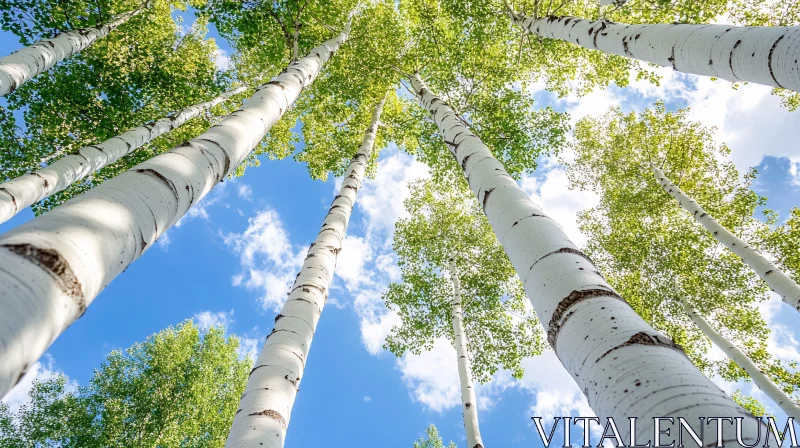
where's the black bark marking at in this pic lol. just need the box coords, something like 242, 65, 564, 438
2, 244, 84, 311
530, 247, 594, 271
596, 331, 683, 363
0, 188, 18, 212
275, 314, 284, 322
465, 402, 472, 408
285, 374, 299, 389
767, 35, 786, 88
511, 213, 548, 228
248, 409, 287, 429
730, 40, 742, 78
765, 270, 774, 275
547, 288, 625, 348
461, 153, 473, 171
136, 169, 179, 201
31, 172, 49, 189
482, 188, 494, 211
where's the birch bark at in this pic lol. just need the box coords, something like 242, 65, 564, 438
0, 25, 350, 401
449, 256, 484, 448
224, 94, 386, 448
410, 72, 761, 444
0, 87, 246, 224
653, 165, 800, 311
0, 1, 150, 97
509, 14, 800, 93
675, 283, 800, 420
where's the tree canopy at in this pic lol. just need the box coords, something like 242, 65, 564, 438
0, 320, 250, 447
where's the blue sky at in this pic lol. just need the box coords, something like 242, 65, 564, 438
3, 6, 800, 448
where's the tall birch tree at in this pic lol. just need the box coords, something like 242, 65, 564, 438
654, 165, 800, 312
0, 86, 245, 224
0, 24, 351, 401
568, 103, 800, 406
0, 0, 151, 96
225, 94, 386, 448
675, 282, 800, 420
409, 72, 762, 443
385, 174, 544, 447
506, 13, 800, 94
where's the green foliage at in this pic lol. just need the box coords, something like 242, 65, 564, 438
413, 425, 457, 448
0, 320, 250, 447
568, 102, 800, 399
0, 0, 233, 213
384, 172, 545, 382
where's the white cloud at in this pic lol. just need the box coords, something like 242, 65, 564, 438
335, 235, 374, 292
237, 184, 253, 202
397, 338, 461, 412
363, 396, 372, 402
224, 207, 306, 311
520, 168, 600, 248
357, 149, 429, 240
215, 48, 231, 71
516, 352, 594, 421
237, 330, 263, 364
192, 309, 235, 330
2, 355, 75, 414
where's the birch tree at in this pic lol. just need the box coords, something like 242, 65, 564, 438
409, 72, 761, 442
506, 13, 800, 94
0, 1, 151, 96
385, 174, 543, 447
654, 166, 800, 312
674, 282, 800, 420
0, 24, 351, 401
0, 320, 250, 447
0, 87, 245, 224
225, 94, 386, 448
568, 103, 800, 407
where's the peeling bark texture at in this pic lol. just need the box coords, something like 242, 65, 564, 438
0, 1, 150, 97
410, 72, 761, 444
449, 257, 484, 448
0, 87, 246, 224
511, 14, 800, 93
224, 93, 386, 448
653, 165, 800, 311
0, 25, 351, 402
675, 284, 800, 420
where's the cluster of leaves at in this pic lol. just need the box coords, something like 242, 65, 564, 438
567, 102, 800, 400
0, 0, 233, 214
0, 320, 250, 447
384, 171, 545, 382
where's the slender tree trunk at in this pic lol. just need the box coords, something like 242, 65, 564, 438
224, 94, 387, 448
653, 165, 800, 311
449, 256, 484, 448
409, 72, 761, 443
0, 86, 246, 224
0, 1, 151, 97
508, 14, 800, 93
0, 25, 351, 401
674, 282, 800, 420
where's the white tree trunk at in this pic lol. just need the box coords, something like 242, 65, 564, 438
449, 256, 484, 448
224, 94, 386, 448
410, 72, 761, 444
0, 25, 351, 401
653, 165, 800, 311
0, 1, 150, 97
675, 282, 800, 420
510, 14, 800, 93
0, 86, 246, 224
